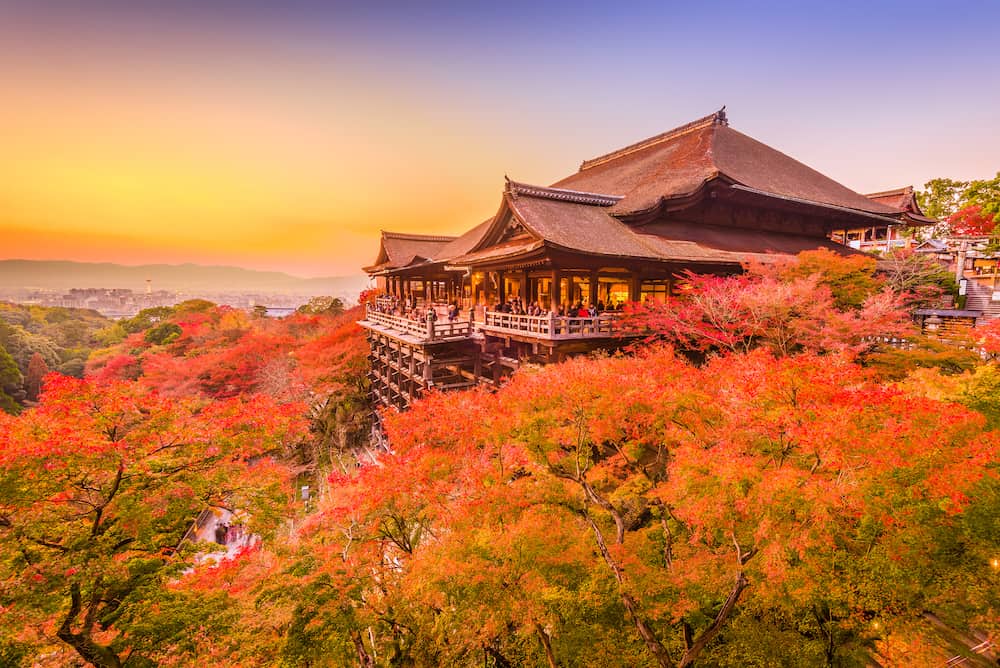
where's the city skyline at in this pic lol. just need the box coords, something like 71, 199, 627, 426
2, 1, 998, 277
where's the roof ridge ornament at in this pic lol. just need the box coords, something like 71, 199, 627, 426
714, 105, 728, 126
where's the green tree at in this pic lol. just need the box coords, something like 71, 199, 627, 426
143, 322, 183, 345
778, 248, 880, 309
0, 345, 23, 414
56, 358, 87, 378
297, 296, 345, 316
118, 306, 176, 335
917, 178, 969, 221
965, 172, 1000, 222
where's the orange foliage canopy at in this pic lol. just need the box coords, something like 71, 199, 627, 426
267, 347, 997, 667
623, 251, 912, 358
0, 375, 308, 667
86, 305, 368, 401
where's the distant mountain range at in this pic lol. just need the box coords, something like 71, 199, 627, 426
0, 260, 370, 296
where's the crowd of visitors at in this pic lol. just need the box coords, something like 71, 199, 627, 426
371, 295, 464, 324
371, 293, 625, 325
491, 296, 624, 317
213, 522, 245, 546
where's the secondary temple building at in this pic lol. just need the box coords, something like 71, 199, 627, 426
360, 109, 932, 410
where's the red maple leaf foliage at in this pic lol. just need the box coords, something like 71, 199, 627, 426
85, 304, 367, 401
262, 346, 998, 667
948, 204, 998, 236
4, 283, 998, 666
623, 256, 911, 358
0, 375, 308, 666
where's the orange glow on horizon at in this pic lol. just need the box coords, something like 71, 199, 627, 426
0, 24, 544, 278
3, 5, 997, 279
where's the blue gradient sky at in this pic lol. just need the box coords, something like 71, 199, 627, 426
2, 1, 997, 275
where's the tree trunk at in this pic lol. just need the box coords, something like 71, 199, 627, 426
582, 513, 675, 668
677, 573, 749, 668
485, 644, 513, 668
352, 631, 375, 668
535, 623, 558, 668
57, 583, 122, 668
56, 632, 122, 668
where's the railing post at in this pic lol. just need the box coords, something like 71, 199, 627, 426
426, 312, 435, 340
547, 311, 556, 335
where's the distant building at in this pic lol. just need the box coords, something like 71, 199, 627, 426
829, 186, 935, 253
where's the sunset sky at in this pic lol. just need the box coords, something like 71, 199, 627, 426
2, 1, 998, 277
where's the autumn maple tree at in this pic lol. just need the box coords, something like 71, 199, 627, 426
624, 251, 912, 358
3, 274, 998, 667
248, 344, 998, 667
948, 204, 998, 237
0, 376, 307, 667
24, 352, 49, 403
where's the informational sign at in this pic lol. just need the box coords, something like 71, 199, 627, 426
959, 278, 967, 296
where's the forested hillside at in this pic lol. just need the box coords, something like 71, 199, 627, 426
0, 302, 113, 413
0, 257, 997, 667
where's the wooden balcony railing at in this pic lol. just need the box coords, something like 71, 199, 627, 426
374, 296, 453, 311
481, 311, 622, 340
363, 305, 472, 341
374, 296, 397, 310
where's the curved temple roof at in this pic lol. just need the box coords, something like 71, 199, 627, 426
363, 231, 457, 273
366, 109, 934, 275
553, 109, 901, 219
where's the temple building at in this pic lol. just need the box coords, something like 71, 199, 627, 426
360, 109, 933, 410
830, 185, 934, 252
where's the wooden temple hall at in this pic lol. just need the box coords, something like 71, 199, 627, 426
359, 108, 931, 410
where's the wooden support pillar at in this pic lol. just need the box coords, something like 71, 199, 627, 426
551, 269, 562, 308
521, 270, 530, 301
589, 270, 599, 306
423, 350, 434, 384
498, 271, 506, 303
422, 279, 429, 303
628, 273, 642, 303
409, 350, 416, 398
